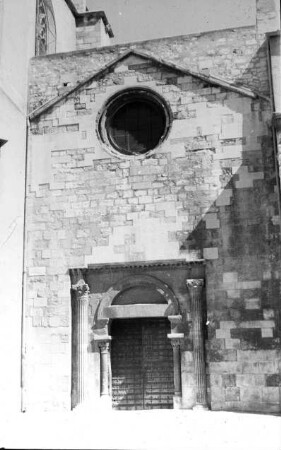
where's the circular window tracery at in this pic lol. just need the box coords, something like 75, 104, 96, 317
98, 88, 171, 156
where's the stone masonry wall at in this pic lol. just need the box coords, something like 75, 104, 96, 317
25, 51, 281, 412
28, 25, 270, 114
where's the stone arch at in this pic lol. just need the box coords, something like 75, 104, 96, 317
96, 274, 180, 324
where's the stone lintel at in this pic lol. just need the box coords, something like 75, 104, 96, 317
168, 333, 184, 340
168, 315, 183, 334
104, 304, 168, 319
96, 335, 112, 344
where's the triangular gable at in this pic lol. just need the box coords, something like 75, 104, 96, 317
29, 49, 269, 121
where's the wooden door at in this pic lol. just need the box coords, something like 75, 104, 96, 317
111, 318, 174, 410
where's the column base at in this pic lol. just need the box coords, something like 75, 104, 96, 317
99, 395, 112, 410
72, 401, 91, 413
192, 403, 209, 411
173, 395, 182, 409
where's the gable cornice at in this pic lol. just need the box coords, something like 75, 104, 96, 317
29, 49, 270, 121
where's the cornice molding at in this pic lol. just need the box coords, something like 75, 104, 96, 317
29, 49, 267, 121
64, 1, 114, 37
85, 259, 205, 272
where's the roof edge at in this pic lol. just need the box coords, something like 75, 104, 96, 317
29, 49, 269, 121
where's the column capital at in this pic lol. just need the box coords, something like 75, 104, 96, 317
186, 279, 204, 289
97, 338, 111, 352
170, 337, 184, 348
72, 279, 89, 297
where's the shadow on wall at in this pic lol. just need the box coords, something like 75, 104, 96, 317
177, 46, 281, 354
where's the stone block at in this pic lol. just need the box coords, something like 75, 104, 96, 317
265, 374, 281, 387
239, 320, 274, 329
262, 387, 279, 404
204, 213, 220, 229
223, 272, 238, 284
29, 267, 46, 276
236, 374, 265, 387
238, 281, 261, 289
261, 328, 273, 338
209, 374, 223, 387
225, 339, 240, 349
210, 387, 225, 402
209, 362, 243, 374
263, 308, 274, 319
245, 298, 261, 309
220, 321, 237, 329
237, 349, 278, 362
215, 329, 231, 339
225, 387, 240, 401
235, 166, 264, 189
222, 374, 236, 387
239, 387, 263, 403
203, 247, 218, 259
48, 317, 62, 327
227, 289, 241, 299
34, 297, 48, 307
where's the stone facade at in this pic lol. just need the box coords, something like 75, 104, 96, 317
29, 25, 270, 113
25, 25, 281, 413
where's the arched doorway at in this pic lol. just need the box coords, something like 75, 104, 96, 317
70, 261, 207, 411
94, 274, 183, 410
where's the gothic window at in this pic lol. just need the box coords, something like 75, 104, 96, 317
98, 88, 172, 156
35, 0, 56, 56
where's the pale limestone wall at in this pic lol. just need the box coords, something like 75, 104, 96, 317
99, 19, 111, 47
256, 0, 280, 34
20, 0, 281, 413
76, 19, 110, 50
25, 52, 280, 412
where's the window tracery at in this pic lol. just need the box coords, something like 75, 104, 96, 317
35, 0, 56, 56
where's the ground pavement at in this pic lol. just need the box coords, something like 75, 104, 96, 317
1, 409, 281, 449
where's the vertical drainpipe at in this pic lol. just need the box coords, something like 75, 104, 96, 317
267, 31, 281, 412
20, 117, 30, 412
267, 32, 281, 223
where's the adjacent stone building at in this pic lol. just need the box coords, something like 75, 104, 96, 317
2, 0, 281, 414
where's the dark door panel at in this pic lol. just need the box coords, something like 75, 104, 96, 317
111, 318, 174, 410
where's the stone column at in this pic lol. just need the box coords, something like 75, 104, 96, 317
170, 338, 183, 397
168, 315, 184, 407
186, 278, 208, 410
71, 279, 89, 408
98, 338, 112, 408
98, 340, 110, 396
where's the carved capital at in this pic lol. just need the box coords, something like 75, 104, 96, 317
98, 340, 111, 353
186, 279, 204, 289
168, 333, 184, 348
72, 279, 89, 297
170, 338, 184, 348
